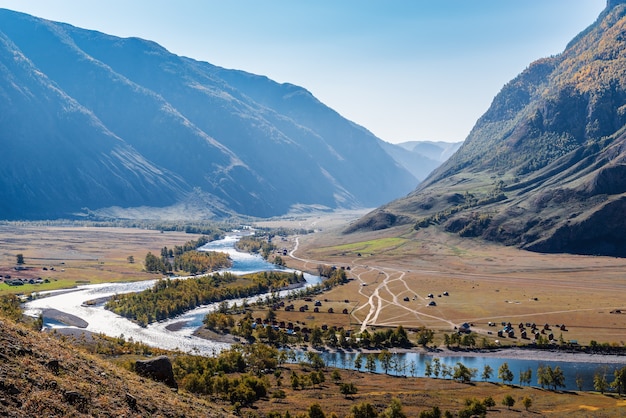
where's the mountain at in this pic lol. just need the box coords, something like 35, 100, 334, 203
0, 9, 416, 221
379, 140, 462, 181
349, 0, 626, 257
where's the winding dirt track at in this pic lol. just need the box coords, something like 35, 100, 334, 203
288, 230, 626, 345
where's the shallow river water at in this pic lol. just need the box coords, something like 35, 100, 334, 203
23, 235, 622, 390
24, 235, 320, 355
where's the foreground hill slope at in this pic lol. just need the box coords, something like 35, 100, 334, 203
0, 9, 416, 220
351, 0, 626, 257
0, 318, 233, 417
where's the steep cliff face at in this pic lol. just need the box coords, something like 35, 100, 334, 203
0, 9, 416, 220
350, 2, 626, 257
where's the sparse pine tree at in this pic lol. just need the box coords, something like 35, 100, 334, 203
502, 394, 515, 409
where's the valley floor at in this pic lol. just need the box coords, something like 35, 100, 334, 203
261, 212, 626, 349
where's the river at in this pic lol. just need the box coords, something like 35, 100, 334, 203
23, 235, 623, 391
24, 234, 321, 355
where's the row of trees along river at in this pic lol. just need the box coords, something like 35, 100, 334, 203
105, 234, 307, 327
105, 270, 306, 328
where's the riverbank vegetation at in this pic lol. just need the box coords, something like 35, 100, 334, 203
4, 294, 626, 416
143, 235, 232, 274
236, 235, 277, 260
105, 271, 306, 327
80, 330, 626, 417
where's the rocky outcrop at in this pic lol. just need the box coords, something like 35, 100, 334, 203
135, 356, 178, 390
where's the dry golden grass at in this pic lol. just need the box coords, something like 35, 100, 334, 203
0, 317, 234, 417
0, 224, 202, 294
246, 363, 626, 417
283, 221, 626, 347
1, 221, 625, 417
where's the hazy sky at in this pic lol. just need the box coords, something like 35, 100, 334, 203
0, 1, 607, 143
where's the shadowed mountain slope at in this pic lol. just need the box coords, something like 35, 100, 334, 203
0, 9, 416, 220
379, 140, 463, 182
349, 0, 626, 257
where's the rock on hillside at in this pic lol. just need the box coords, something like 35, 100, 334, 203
349, 1, 626, 257
0, 318, 233, 417
0, 9, 416, 220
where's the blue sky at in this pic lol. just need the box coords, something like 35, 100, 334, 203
0, 1, 606, 143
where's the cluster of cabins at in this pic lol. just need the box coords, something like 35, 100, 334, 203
279, 298, 350, 315
0, 275, 46, 286
250, 317, 350, 336
490, 321, 568, 341
403, 291, 449, 306
1, 266, 56, 287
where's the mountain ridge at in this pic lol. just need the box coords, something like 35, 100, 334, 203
0, 8, 416, 220
349, 1, 626, 257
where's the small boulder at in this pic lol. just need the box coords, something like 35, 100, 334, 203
135, 356, 178, 389
125, 393, 137, 410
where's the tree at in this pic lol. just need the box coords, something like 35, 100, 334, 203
391, 325, 410, 347
308, 403, 326, 418
359, 330, 372, 348
483, 396, 496, 409
306, 352, 326, 370
311, 327, 323, 347
522, 396, 532, 411
481, 364, 493, 381
575, 374, 584, 391
440, 364, 450, 379
127, 255, 134, 264
424, 361, 432, 378
453, 362, 477, 383
291, 372, 301, 390
415, 327, 434, 347
350, 402, 379, 418
460, 333, 475, 348
0, 295, 23, 321
498, 362, 514, 385
502, 394, 515, 409
538, 365, 565, 391
354, 353, 363, 372
537, 364, 548, 388
550, 366, 566, 391
432, 358, 441, 378
381, 398, 407, 418
16, 253, 24, 265
594, 370, 609, 394
409, 360, 417, 377
339, 382, 358, 399
144, 251, 165, 273
519, 367, 532, 386
378, 350, 393, 375
612, 366, 626, 396
418, 406, 441, 418
365, 354, 377, 373
458, 398, 486, 418
331, 370, 342, 383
